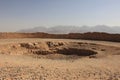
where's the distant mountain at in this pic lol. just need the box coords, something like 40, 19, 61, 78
18, 26, 47, 33
18, 25, 120, 34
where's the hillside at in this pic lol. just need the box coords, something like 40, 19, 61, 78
0, 32, 120, 42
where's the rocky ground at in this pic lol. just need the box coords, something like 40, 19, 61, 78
0, 38, 119, 80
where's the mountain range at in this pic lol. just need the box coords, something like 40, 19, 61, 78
18, 25, 120, 34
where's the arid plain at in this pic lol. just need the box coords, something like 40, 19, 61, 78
0, 38, 120, 80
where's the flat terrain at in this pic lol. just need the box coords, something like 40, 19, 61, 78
0, 38, 120, 80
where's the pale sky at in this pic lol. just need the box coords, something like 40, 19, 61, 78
0, 0, 120, 32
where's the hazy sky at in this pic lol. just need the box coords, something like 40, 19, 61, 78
0, 0, 120, 32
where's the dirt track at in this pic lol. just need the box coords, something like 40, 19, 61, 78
0, 38, 120, 80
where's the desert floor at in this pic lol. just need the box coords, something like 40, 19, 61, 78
0, 38, 120, 80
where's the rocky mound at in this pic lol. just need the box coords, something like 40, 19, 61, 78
0, 40, 119, 59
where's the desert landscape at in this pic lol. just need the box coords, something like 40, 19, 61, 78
0, 0, 120, 79
0, 37, 120, 80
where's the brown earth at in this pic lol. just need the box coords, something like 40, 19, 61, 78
0, 32, 120, 42
0, 38, 120, 80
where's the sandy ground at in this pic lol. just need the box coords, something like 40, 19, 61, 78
0, 38, 120, 80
